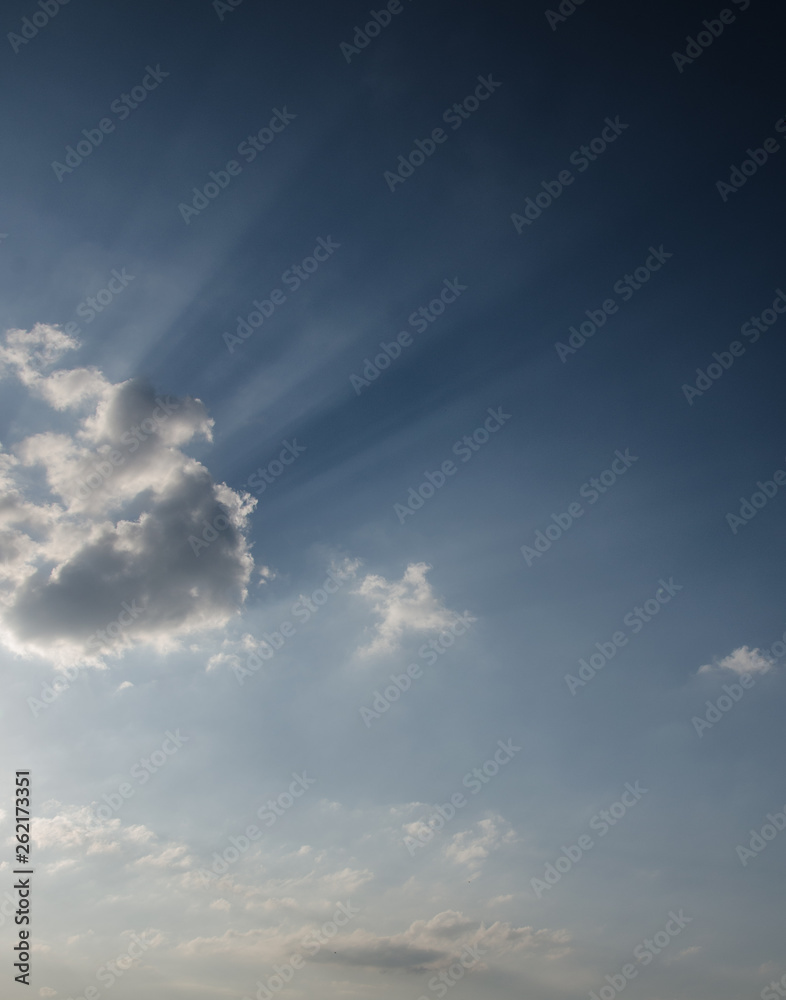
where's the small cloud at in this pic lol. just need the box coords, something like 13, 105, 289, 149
39, 989, 57, 997
487, 895, 513, 906
66, 930, 95, 946
206, 631, 272, 673
444, 816, 516, 871
698, 645, 774, 676
353, 562, 474, 657
304, 909, 569, 971
257, 565, 276, 585
664, 944, 701, 965
115, 681, 133, 693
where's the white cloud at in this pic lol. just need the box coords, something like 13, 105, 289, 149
698, 645, 774, 676
30, 801, 198, 880
175, 907, 568, 970
352, 562, 474, 657
31, 802, 154, 854
133, 843, 190, 870
0, 323, 81, 391
311, 909, 569, 970
0, 324, 256, 668
444, 816, 516, 871
206, 631, 270, 673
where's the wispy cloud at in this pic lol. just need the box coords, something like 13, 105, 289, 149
698, 645, 774, 676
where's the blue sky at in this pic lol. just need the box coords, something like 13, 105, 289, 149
1, 1, 786, 998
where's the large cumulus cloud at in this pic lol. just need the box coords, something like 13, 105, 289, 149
0, 324, 256, 666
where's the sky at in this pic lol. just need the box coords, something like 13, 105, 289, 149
0, 0, 785, 998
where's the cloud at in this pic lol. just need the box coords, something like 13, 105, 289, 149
352, 562, 474, 657
0, 324, 256, 667
238, 866, 374, 906
444, 816, 516, 871
206, 631, 271, 673
176, 925, 304, 960
311, 909, 570, 970
176, 907, 569, 971
698, 645, 774, 676
665, 945, 701, 964
0, 323, 84, 393
30, 801, 195, 875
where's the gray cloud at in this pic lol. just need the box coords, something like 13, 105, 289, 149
0, 324, 256, 666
